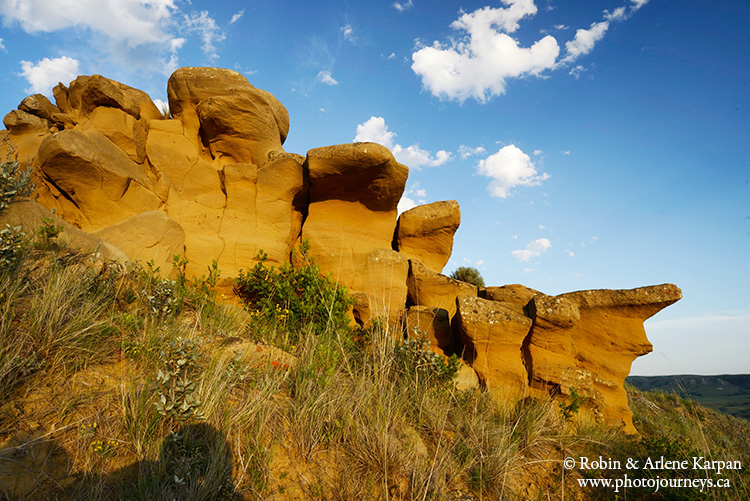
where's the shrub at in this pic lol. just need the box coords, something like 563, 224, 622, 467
0, 159, 34, 211
450, 266, 485, 288
0, 224, 25, 268
234, 241, 354, 338
154, 337, 205, 425
393, 336, 459, 390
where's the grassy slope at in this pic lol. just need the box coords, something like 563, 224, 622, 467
1, 240, 748, 500
628, 375, 750, 420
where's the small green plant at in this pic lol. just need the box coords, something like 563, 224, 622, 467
35, 209, 64, 249
0, 159, 35, 211
450, 266, 485, 288
393, 334, 460, 389
154, 337, 205, 424
91, 439, 119, 459
0, 224, 25, 268
143, 279, 179, 318
234, 241, 354, 339
558, 386, 588, 420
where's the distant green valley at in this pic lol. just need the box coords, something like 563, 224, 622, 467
627, 375, 750, 420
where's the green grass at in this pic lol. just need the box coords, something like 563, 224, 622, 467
628, 375, 750, 420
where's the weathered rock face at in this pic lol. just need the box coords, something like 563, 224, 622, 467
395, 200, 460, 273
455, 295, 533, 399
525, 284, 682, 433
404, 305, 452, 353
302, 142, 409, 325
1, 67, 682, 434
407, 259, 478, 320
464, 283, 682, 433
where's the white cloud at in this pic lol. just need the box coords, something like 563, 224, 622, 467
1, 1, 232, 76
476, 144, 549, 198
562, 150, 571, 155
560, 20, 609, 64
355, 117, 396, 148
631, 0, 650, 12
0, 0, 177, 44
153, 98, 169, 117
569, 65, 586, 79
458, 144, 486, 159
538, 224, 547, 230
398, 182, 428, 214
554, 24, 569, 30
566, 250, 575, 257
475, 259, 485, 267
604, 7, 626, 22
316, 70, 339, 86
411, 1, 560, 102
19, 56, 80, 95
0, 38, 4, 51
511, 238, 551, 262
533, 149, 543, 156
393, 144, 453, 168
354, 116, 452, 169
341, 23, 357, 44
183, 10, 226, 60
392, 0, 414, 12
230, 10, 244, 25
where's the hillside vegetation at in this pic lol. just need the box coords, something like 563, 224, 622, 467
628, 375, 750, 421
1, 159, 748, 499
0, 231, 748, 500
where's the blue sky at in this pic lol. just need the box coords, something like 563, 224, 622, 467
1, 0, 748, 375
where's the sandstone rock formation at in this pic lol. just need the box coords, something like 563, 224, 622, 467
394, 200, 460, 273
455, 295, 533, 400
404, 305, 452, 353
525, 284, 683, 433
1, 67, 682, 434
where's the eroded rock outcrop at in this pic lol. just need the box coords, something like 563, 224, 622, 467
395, 200, 460, 273
1, 67, 682, 434
303, 142, 409, 325
455, 295, 532, 399
525, 284, 683, 433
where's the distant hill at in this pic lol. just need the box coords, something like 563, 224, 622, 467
627, 374, 750, 420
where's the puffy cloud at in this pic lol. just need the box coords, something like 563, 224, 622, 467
1, 0, 231, 76
511, 238, 551, 262
0, 0, 177, 44
153, 98, 169, 117
354, 116, 452, 169
19, 56, 80, 95
411, 1, 559, 102
316, 70, 339, 86
561, 21, 609, 64
398, 183, 428, 214
355, 116, 396, 148
458, 145, 486, 159
392, 0, 414, 12
631, 0, 650, 11
476, 144, 549, 198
